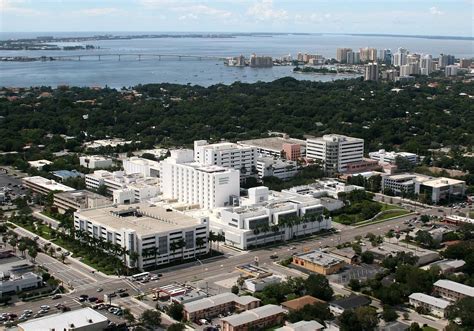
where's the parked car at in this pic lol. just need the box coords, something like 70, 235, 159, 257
40, 305, 50, 310
52, 294, 62, 299
119, 292, 129, 298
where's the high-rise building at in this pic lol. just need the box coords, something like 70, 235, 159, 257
400, 63, 420, 76
306, 134, 364, 172
160, 150, 240, 209
336, 48, 352, 63
379, 49, 392, 64
407, 53, 420, 64
364, 62, 379, 81
359, 47, 377, 62
439, 54, 455, 68
420, 54, 433, 75
445, 65, 458, 77
393, 48, 408, 67
249, 54, 273, 67
346, 51, 360, 64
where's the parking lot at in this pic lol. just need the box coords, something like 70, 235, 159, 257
0, 173, 27, 207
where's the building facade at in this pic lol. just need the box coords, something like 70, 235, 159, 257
22, 176, 75, 195
73, 203, 209, 270
292, 249, 345, 275
220, 305, 286, 331
160, 150, 240, 209
306, 134, 364, 173
433, 280, 474, 301
79, 155, 113, 169
408, 293, 451, 318
256, 157, 299, 180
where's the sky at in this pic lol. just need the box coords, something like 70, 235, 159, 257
0, 0, 472, 36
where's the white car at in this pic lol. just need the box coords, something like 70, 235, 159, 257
40, 305, 50, 310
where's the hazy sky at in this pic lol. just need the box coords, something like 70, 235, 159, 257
1, 0, 472, 36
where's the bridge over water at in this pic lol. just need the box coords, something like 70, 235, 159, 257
2, 53, 229, 62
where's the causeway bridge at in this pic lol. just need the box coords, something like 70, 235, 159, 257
1, 53, 228, 62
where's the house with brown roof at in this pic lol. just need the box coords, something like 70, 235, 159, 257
281, 295, 326, 312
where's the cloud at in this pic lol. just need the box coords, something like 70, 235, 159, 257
179, 13, 198, 20
174, 4, 232, 18
247, 0, 288, 21
77, 8, 122, 16
429, 6, 443, 16
0, 0, 42, 15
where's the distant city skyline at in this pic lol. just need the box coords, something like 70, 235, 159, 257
0, 0, 472, 37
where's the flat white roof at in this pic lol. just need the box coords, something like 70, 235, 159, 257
23, 176, 75, 192
76, 203, 205, 236
221, 304, 285, 327
184, 292, 259, 313
434, 280, 474, 297
420, 177, 465, 188
239, 137, 306, 152
17, 307, 108, 331
409, 293, 451, 309
28, 159, 52, 166
276, 320, 325, 331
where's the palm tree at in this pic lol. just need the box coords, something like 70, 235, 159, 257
28, 247, 37, 263
177, 238, 186, 261
271, 225, 280, 243
8, 237, 17, 252
18, 241, 27, 257
195, 237, 205, 257
129, 251, 140, 269
208, 231, 216, 251
260, 224, 270, 246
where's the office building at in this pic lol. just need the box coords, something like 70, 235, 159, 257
439, 54, 455, 68
364, 62, 379, 81
85, 170, 160, 203
18, 307, 108, 331
194, 140, 258, 177
205, 187, 330, 250
244, 275, 282, 293
416, 177, 466, 203
368, 241, 440, 266
445, 65, 458, 77
123, 156, 160, 177
256, 157, 298, 180
27, 159, 52, 171
79, 155, 113, 169
400, 63, 419, 76
160, 150, 240, 209
369, 149, 418, 164
249, 54, 273, 67
22, 176, 75, 195
359, 47, 377, 62
292, 249, 345, 275
220, 304, 286, 331
433, 280, 474, 301
53, 190, 111, 213
239, 135, 306, 160
336, 48, 352, 63
381, 173, 430, 196
306, 134, 364, 173
420, 54, 433, 75
74, 203, 209, 270
276, 321, 324, 331
183, 292, 260, 321
408, 293, 451, 318
282, 179, 364, 200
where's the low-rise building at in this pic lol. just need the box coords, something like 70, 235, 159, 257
74, 203, 209, 270
282, 179, 364, 200
433, 279, 474, 301
206, 187, 331, 250
0, 260, 42, 297
23, 176, 75, 195
85, 170, 160, 203
329, 295, 371, 316
27, 159, 52, 171
408, 293, 451, 318
51, 169, 83, 182
123, 156, 160, 177
183, 292, 260, 321
281, 295, 326, 312
18, 307, 108, 331
220, 304, 286, 331
256, 157, 299, 180
369, 149, 418, 165
421, 259, 465, 274
330, 248, 360, 264
244, 275, 282, 293
292, 249, 345, 275
276, 320, 324, 331
79, 155, 114, 169
238, 135, 306, 160
53, 190, 111, 213
83, 138, 132, 150
368, 241, 440, 266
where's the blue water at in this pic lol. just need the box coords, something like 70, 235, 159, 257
0, 33, 472, 88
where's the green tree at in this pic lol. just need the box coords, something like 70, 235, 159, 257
139, 309, 161, 328
446, 297, 474, 329
123, 308, 135, 325
382, 305, 398, 322
361, 251, 374, 264
305, 274, 334, 301
168, 302, 184, 321
167, 323, 186, 331
231, 285, 239, 295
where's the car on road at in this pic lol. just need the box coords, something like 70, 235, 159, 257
119, 292, 129, 298
117, 288, 127, 293
157, 273, 163, 277
88, 297, 98, 302
40, 305, 50, 310
97, 287, 103, 292
52, 294, 61, 299
23, 310, 32, 315
78, 297, 87, 302
270, 254, 279, 259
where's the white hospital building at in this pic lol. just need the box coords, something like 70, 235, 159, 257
160, 150, 240, 209
306, 134, 364, 172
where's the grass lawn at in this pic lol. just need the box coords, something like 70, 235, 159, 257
371, 209, 411, 222
470, 211, 474, 218
422, 327, 437, 331
381, 204, 400, 211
